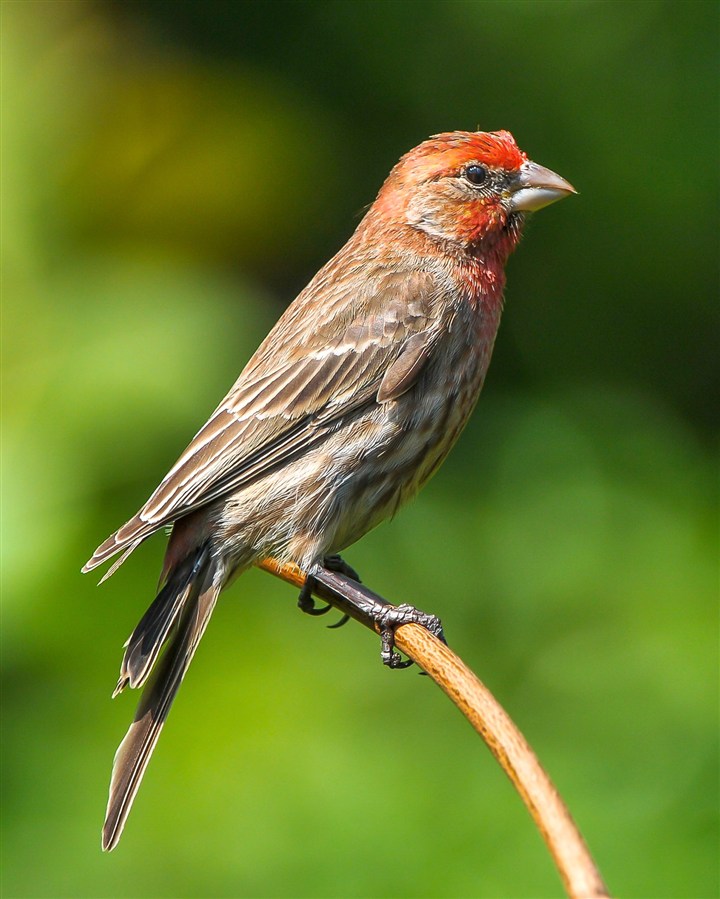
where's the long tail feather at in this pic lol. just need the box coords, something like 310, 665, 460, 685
102, 550, 221, 851
113, 548, 208, 696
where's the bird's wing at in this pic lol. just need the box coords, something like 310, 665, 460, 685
84, 266, 441, 572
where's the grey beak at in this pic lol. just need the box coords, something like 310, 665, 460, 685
510, 160, 577, 213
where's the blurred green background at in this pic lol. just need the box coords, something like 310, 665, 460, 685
3, 1, 718, 897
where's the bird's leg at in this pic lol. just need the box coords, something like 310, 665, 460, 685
297, 554, 359, 627
262, 555, 446, 669
310, 564, 446, 670
322, 555, 359, 629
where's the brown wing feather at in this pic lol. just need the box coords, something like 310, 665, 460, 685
377, 330, 434, 402
84, 262, 440, 573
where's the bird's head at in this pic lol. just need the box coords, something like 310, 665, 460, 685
375, 130, 575, 252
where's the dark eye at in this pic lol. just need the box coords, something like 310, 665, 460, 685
464, 164, 487, 186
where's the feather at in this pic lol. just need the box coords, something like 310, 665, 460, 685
102, 548, 221, 851
377, 330, 434, 402
83, 269, 440, 576
113, 546, 208, 695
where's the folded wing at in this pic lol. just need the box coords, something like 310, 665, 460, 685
84, 266, 441, 574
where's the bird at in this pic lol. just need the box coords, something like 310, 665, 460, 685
84, 129, 575, 850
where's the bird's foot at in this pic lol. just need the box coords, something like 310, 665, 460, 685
375, 603, 445, 669
297, 554, 359, 628
297, 576, 331, 616
323, 554, 361, 583
305, 562, 446, 669
299, 558, 445, 667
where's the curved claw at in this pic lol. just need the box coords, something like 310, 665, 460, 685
297, 576, 334, 616
387, 652, 414, 670
298, 596, 334, 616
308, 602, 333, 616
327, 613, 351, 630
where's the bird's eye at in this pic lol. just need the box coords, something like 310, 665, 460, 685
464, 165, 487, 186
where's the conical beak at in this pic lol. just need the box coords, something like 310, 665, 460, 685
509, 160, 577, 213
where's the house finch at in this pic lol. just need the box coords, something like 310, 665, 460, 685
84, 130, 575, 850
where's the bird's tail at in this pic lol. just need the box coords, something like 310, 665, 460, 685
102, 543, 221, 851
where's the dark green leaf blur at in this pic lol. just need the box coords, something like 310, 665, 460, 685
3, 1, 717, 897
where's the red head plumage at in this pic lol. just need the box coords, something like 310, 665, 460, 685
382, 130, 527, 194
373, 130, 529, 247
399, 130, 527, 180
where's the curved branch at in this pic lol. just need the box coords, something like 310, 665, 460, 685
258, 557, 610, 899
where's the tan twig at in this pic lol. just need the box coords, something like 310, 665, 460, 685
258, 557, 610, 899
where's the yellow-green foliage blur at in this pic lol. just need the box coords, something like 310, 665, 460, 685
3, 2, 717, 897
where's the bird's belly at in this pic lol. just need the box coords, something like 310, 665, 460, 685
324, 372, 483, 556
